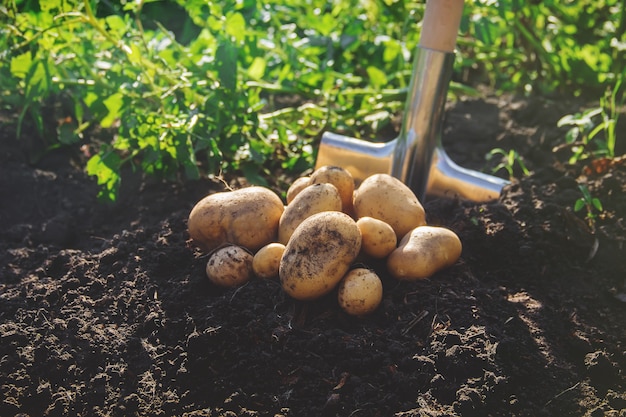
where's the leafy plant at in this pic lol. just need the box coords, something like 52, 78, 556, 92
459, 0, 625, 96
574, 184, 604, 229
3, 0, 432, 201
1, 0, 625, 201
485, 148, 530, 179
556, 76, 624, 164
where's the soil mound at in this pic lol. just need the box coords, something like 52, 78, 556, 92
1, 93, 624, 416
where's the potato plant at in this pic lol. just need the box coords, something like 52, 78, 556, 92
5, 1, 622, 203
188, 166, 462, 316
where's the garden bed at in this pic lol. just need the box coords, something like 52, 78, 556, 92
0, 92, 624, 416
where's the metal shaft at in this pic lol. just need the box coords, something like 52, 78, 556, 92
391, 47, 456, 200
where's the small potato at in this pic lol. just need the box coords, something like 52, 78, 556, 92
356, 217, 397, 259
278, 183, 342, 245
206, 245, 254, 287
354, 174, 426, 239
280, 211, 361, 300
337, 268, 383, 316
252, 242, 286, 279
188, 186, 284, 253
286, 176, 311, 204
310, 165, 355, 214
387, 226, 462, 280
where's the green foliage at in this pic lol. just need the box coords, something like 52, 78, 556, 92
485, 147, 530, 179
1, 0, 624, 201
1, 0, 424, 200
574, 184, 604, 229
460, 0, 625, 95
556, 76, 624, 164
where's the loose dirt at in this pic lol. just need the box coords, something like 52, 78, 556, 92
1, 92, 624, 417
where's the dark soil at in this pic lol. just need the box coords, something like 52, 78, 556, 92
1, 92, 625, 417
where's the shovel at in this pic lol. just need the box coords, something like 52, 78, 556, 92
314, 0, 508, 202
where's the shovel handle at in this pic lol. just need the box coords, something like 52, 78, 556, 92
419, 0, 464, 53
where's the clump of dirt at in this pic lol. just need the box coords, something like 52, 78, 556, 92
0, 92, 624, 417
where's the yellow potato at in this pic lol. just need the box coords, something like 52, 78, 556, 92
356, 217, 397, 259
353, 174, 426, 239
252, 242, 286, 279
286, 176, 311, 204
337, 268, 383, 316
387, 226, 462, 280
206, 245, 254, 287
310, 165, 355, 214
278, 183, 342, 245
280, 211, 362, 300
188, 186, 284, 253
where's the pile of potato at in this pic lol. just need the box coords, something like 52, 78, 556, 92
187, 166, 462, 316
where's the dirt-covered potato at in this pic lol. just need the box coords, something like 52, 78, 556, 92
188, 186, 284, 253
206, 245, 254, 287
353, 174, 426, 239
278, 183, 342, 245
356, 216, 397, 259
252, 242, 286, 279
286, 176, 311, 204
280, 211, 362, 300
387, 226, 462, 280
337, 268, 383, 316
310, 165, 355, 214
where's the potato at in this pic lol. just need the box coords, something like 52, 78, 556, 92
353, 174, 426, 239
206, 245, 254, 287
356, 217, 397, 259
278, 183, 342, 245
286, 176, 311, 204
310, 165, 355, 214
337, 268, 383, 316
188, 186, 284, 253
252, 242, 286, 279
387, 226, 462, 280
280, 211, 362, 300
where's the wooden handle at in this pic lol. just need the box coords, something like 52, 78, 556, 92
419, 0, 464, 52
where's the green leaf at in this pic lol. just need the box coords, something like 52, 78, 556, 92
73, 96, 84, 124
175, 135, 200, 180
366, 66, 387, 89
591, 198, 603, 212
574, 199, 585, 212
578, 184, 592, 200
557, 114, 577, 127
25, 59, 52, 100
57, 121, 80, 145
382, 40, 401, 63
216, 41, 238, 91
10, 52, 32, 79
248, 57, 266, 80
309, 13, 336, 36
105, 15, 128, 37
581, 107, 603, 121
101, 93, 124, 128
225, 12, 246, 43
86, 152, 122, 202
126, 43, 142, 65
473, 17, 498, 45
564, 127, 579, 144
40, 0, 61, 12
